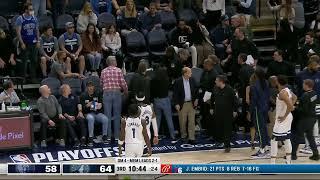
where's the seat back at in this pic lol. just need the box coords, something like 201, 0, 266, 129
38, 15, 54, 32
177, 9, 198, 25
0, 0, 21, 17
41, 77, 62, 97
159, 11, 176, 31
65, 0, 86, 15
61, 78, 82, 96
191, 67, 203, 87
55, 14, 74, 30
10, 15, 19, 32
126, 31, 147, 53
147, 30, 167, 52
97, 12, 115, 29
82, 75, 102, 93
124, 72, 135, 88
0, 16, 9, 32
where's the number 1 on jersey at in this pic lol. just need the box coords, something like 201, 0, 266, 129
132, 128, 136, 138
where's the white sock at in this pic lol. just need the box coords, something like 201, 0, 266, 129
270, 139, 278, 164
284, 139, 292, 164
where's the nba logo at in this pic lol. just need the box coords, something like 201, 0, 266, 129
161, 164, 172, 174
10, 154, 32, 163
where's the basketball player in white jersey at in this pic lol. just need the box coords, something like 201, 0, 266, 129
136, 92, 159, 145
118, 104, 152, 157
270, 75, 297, 164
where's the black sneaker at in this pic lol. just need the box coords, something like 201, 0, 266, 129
189, 140, 196, 145
102, 135, 109, 144
170, 138, 179, 144
309, 154, 320, 161
80, 137, 86, 147
291, 154, 297, 160
225, 147, 231, 153
181, 138, 188, 144
74, 139, 80, 148
88, 137, 94, 147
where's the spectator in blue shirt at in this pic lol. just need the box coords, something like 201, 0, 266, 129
15, 2, 40, 83
140, 2, 162, 35
90, 0, 113, 15
296, 55, 320, 97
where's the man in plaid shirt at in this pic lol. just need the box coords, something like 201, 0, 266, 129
101, 56, 128, 141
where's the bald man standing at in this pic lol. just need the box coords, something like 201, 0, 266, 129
173, 67, 199, 144
37, 85, 66, 148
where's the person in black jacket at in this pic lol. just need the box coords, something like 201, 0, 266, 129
173, 67, 199, 144
129, 61, 150, 104
199, 58, 218, 136
0, 29, 16, 77
150, 65, 177, 143
238, 53, 254, 130
211, 75, 238, 153
230, 27, 258, 85
292, 79, 320, 161
171, 19, 198, 67
59, 84, 87, 147
266, 50, 295, 79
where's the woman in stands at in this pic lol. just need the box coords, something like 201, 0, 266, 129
101, 24, 123, 68
118, 0, 139, 36
81, 23, 102, 75
77, 2, 98, 34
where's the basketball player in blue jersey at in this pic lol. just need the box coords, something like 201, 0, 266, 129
15, 2, 40, 83
58, 22, 86, 76
118, 104, 152, 157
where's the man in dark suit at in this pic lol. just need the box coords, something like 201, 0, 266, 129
173, 67, 199, 144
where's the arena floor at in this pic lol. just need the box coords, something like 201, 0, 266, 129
1, 145, 319, 180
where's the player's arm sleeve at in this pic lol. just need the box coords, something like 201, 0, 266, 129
151, 117, 158, 137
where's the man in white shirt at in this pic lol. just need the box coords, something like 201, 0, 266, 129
0, 81, 20, 105
202, 0, 225, 29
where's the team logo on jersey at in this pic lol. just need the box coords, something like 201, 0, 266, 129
10, 154, 32, 163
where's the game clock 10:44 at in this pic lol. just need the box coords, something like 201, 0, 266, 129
115, 164, 160, 174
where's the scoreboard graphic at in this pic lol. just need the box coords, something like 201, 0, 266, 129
4, 158, 320, 175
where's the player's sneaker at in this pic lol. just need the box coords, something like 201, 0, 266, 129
102, 135, 109, 144
309, 154, 320, 161
171, 138, 179, 144
251, 149, 269, 159
40, 140, 47, 148
74, 139, 80, 148
59, 139, 65, 147
299, 146, 313, 154
88, 137, 94, 147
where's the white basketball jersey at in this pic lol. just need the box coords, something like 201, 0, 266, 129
273, 88, 293, 136
275, 88, 292, 118
125, 117, 144, 144
139, 104, 153, 137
